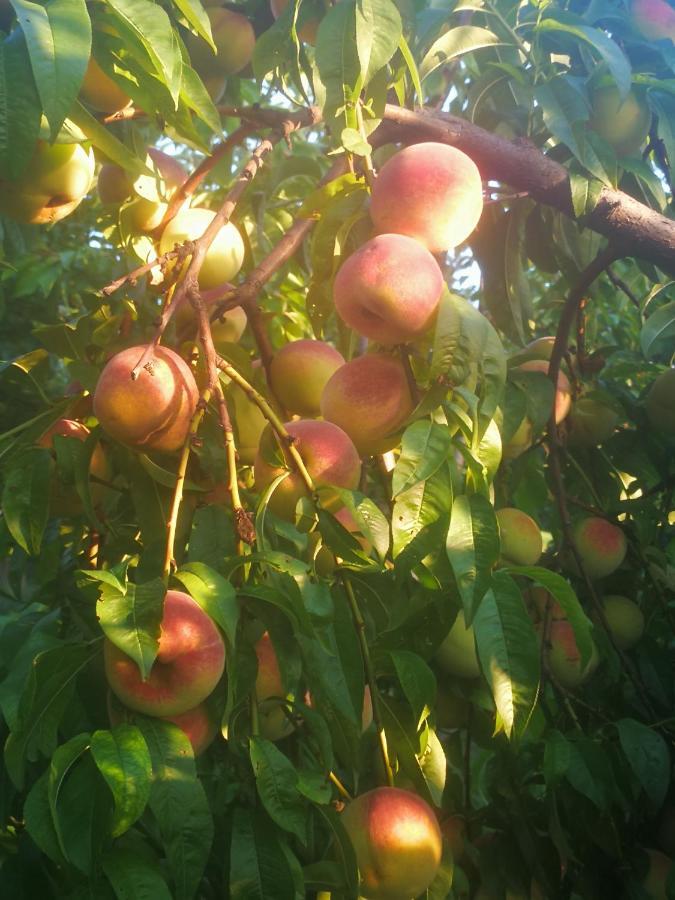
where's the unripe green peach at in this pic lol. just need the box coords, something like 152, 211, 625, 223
646, 369, 675, 435
341, 787, 443, 900
186, 8, 255, 77
496, 507, 543, 566
642, 848, 674, 899
589, 85, 651, 157
333, 233, 444, 345
513, 359, 572, 424
502, 417, 534, 461
0, 141, 95, 225
546, 620, 598, 689
435, 611, 481, 680
159, 207, 245, 291
255, 631, 295, 741
107, 692, 217, 756
269, 339, 345, 417
370, 142, 483, 253
254, 419, 361, 521
93, 344, 199, 453
569, 517, 627, 580
121, 196, 168, 234
225, 378, 267, 465
601, 595, 644, 650
320, 353, 415, 456
567, 395, 620, 447
80, 57, 132, 114
632, 0, 675, 40
104, 590, 225, 717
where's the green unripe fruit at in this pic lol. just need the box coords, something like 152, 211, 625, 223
269, 339, 345, 417
602, 595, 644, 650
646, 369, 675, 435
159, 207, 245, 291
496, 507, 543, 566
568, 395, 620, 447
186, 8, 255, 77
435, 611, 481, 679
589, 85, 651, 157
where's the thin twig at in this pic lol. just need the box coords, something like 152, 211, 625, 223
607, 266, 640, 310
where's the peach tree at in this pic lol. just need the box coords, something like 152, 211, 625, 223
0, 0, 674, 897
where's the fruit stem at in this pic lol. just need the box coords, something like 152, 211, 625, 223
342, 576, 394, 787
214, 380, 251, 554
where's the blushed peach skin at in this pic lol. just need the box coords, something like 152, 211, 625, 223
570, 517, 627, 580
108, 692, 218, 756
632, 0, 675, 40
496, 507, 543, 567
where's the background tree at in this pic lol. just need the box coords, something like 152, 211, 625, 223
0, 0, 674, 897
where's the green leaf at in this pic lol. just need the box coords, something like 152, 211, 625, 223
392, 420, 454, 498
617, 718, 670, 809
173, 562, 239, 646
249, 737, 307, 842
171, 0, 214, 50
446, 493, 500, 619
640, 301, 675, 362
0, 29, 42, 178
327, 487, 390, 560
2, 446, 51, 555
230, 807, 302, 900
24, 770, 67, 866
137, 718, 213, 900
5, 642, 98, 788
472, 572, 540, 738
103, 847, 173, 900
355, 0, 401, 87
90, 725, 152, 837
397, 33, 423, 104
388, 650, 436, 729
179, 64, 221, 135
315, 0, 361, 127
48, 733, 91, 859
10, 0, 91, 139
392, 462, 453, 557
420, 25, 503, 82
68, 101, 149, 177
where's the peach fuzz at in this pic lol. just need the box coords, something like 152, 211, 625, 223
570, 517, 627, 580
107, 692, 218, 756
341, 787, 443, 900
320, 353, 415, 456
93, 344, 199, 453
254, 419, 361, 521
333, 234, 443, 345
104, 590, 225, 717
496, 507, 543, 567
513, 359, 572, 424
369, 142, 483, 253
269, 339, 345, 417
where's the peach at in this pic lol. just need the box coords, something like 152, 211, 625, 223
104, 590, 225, 717
158, 207, 245, 291
520, 336, 556, 362
646, 368, 675, 435
370, 142, 483, 253
186, 8, 255, 77
320, 353, 415, 456
225, 379, 267, 465
526, 586, 565, 622
546, 620, 598, 689
269, 339, 345, 416
513, 359, 572, 424
37, 418, 111, 514
341, 787, 443, 900
93, 344, 199, 453
642, 848, 674, 899
333, 234, 443, 345
567, 395, 619, 447
435, 611, 481, 679
255, 631, 294, 741
254, 419, 361, 521
0, 141, 95, 225
270, 0, 320, 42
589, 85, 651, 157
107, 692, 217, 756
98, 163, 132, 205
569, 517, 627, 580
79, 57, 131, 114
496, 507, 543, 566
601, 595, 644, 650
632, 0, 675, 40
502, 417, 534, 461
121, 197, 168, 234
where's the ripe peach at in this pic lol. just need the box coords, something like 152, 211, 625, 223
253, 419, 361, 521
158, 207, 245, 290
546, 620, 598, 689
601, 595, 644, 650
255, 631, 294, 741
107, 692, 217, 756
632, 0, 675, 40
642, 848, 674, 899
93, 344, 199, 453
186, 8, 255, 77
569, 517, 627, 580
79, 57, 131, 114
646, 368, 675, 435
333, 234, 443, 345
567, 395, 619, 447
435, 611, 481, 680
496, 507, 543, 566
513, 359, 572, 424
320, 353, 415, 456
589, 85, 651, 157
341, 787, 443, 900
370, 142, 483, 253
104, 590, 225, 717
0, 141, 95, 225
269, 339, 345, 417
